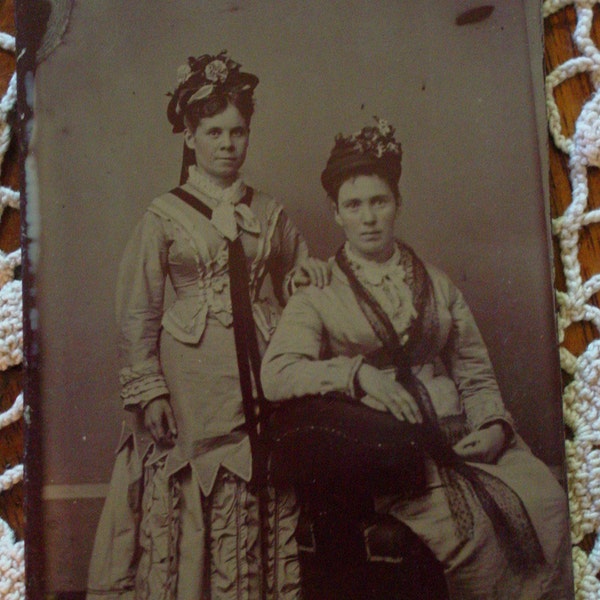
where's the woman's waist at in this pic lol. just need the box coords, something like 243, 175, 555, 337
363, 350, 436, 380
363, 354, 462, 418
162, 293, 279, 346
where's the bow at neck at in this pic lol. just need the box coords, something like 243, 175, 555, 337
344, 242, 407, 285
187, 166, 261, 241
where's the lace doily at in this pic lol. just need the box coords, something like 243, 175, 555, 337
0, 24, 24, 600
545, 0, 600, 597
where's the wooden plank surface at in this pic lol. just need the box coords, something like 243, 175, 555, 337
544, 1, 600, 560
0, 0, 23, 543
545, 4, 600, 357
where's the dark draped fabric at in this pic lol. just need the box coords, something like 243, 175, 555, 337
334, 242, 545, 573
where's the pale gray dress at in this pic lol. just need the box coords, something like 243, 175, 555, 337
87, 167, 306, 600
261, 243, 572, 599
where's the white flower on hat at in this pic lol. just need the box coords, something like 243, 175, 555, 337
177, 63, 192, 85
386, 141, 401, 155
205, 59, 229, 83
376, 118, 392, 136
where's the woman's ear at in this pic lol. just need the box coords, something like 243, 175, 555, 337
183, 127, 195, 150
331, 198, 343, 227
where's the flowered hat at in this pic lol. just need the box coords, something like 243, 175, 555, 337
167, 51, 259, 133
321, 117, 403, 198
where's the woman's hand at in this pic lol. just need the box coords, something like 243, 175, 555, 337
292, 258, 331, 289
144, 396, 178, 446
453, 423, 506, 463
357, 364, 423, 424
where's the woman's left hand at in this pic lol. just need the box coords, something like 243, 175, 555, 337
453, 423, 506, 463
292, 258, 331, 289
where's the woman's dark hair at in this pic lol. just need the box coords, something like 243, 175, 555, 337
166, 52, 259, 183
167, 52, 259, 134
321, 119, 403, 204
325, 163, 401, 205
183, 88, 255, 132
176, 90, 255, 184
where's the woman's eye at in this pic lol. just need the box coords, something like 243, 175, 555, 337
208, 129, 221, 137
373, 197, 389, 206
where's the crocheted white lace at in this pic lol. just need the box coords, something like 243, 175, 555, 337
544, 0, 600, 597
0, 29, 24, 600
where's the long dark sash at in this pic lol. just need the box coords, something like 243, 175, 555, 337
335, 244, 545, 572
170, 185, 269, 598
169, 186, 267, 483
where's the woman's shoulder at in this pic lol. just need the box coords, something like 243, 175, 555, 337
283, 283, 343, 327
247, 186, 275, 202
146, 188, 213, 226
423, 261, 451, 285
293, 258, 351, 305
140, 189, 179, 219
396, 241, 460, 303
421, 260, 464, 307
247, 186, 285, 215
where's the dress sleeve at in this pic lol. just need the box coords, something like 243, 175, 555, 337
442, 279, 514, 432
266, 208, 309, 306
260, 290, 364, 401
116, 211, 171, 410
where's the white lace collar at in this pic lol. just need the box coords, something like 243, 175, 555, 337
345, 242, 405, 284
186, 166, 246, 205
345, 241, 417, 342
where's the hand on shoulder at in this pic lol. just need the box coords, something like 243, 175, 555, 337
292, 257, 331, 289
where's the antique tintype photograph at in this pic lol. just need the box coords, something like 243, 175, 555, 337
19, 1, 574, 598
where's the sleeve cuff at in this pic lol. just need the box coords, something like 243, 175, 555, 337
283, 268, 299, 300
120, 362, 170, 410
478, 417, 515, 451
348, 355, 366, 399
123, 387, 170, 411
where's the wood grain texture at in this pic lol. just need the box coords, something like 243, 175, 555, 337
545, 3, 600, 562
0, 0, 23, 543
546, 4, 600, 358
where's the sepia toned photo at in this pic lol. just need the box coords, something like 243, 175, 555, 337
18, 1, 575, 598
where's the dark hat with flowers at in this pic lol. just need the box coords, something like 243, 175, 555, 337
321, 117, 403, 198
167, 51, 259, 133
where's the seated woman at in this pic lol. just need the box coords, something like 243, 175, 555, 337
260, 118, 572, 599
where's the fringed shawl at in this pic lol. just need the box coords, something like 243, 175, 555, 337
335, 241, 545, 574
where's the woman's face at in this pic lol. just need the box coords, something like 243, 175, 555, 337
184, 102, 250, 187
334, 174, 399, 263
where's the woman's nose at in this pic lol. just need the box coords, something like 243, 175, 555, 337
361, 205, 376, 223
220, 133, 234, 149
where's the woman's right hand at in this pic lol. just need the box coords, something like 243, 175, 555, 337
144, 396, 178, 446
357, 364, 423, 424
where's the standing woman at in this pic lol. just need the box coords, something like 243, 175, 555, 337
87, 52, 325, 600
